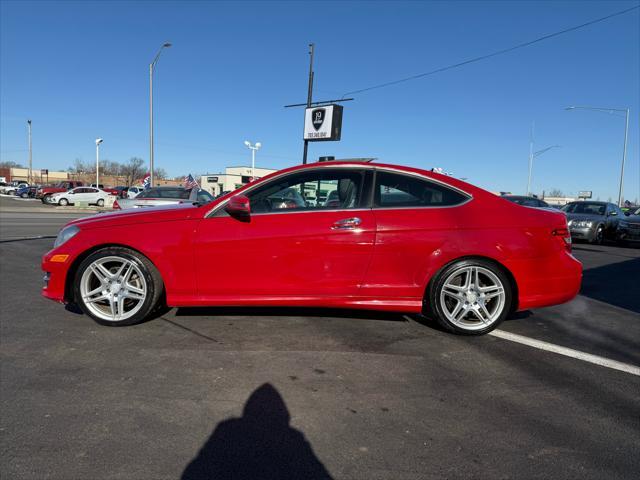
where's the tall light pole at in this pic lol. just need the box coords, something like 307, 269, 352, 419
95, 138, 103, 186
566, 105, 630, 206
528, 149, 561, 196
27, 120, 32, 184
149, 42, 172, 188
244, 141, 262, 179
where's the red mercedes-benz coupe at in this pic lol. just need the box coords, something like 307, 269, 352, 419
42, 160, 582, 335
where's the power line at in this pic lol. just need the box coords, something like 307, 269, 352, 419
341, 4, 640, 97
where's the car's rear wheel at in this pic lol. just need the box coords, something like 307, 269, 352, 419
58, 198, 69, 206
426, 259, 512, 335
21, 192, 28, 198
73, 247, 163, 326
96, 198, 105, 207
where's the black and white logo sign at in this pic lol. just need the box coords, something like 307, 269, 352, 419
311, 108, 326, 131
304, 104, 342, 141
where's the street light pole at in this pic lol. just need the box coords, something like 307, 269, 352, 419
619, 108, 629, 207
528, 143, 561, 197
244, 141, 262, 179
95, 138, 103, 186
27, 120, 32, 185
565, 105, 630, 206
149, 42, 172, 188
527, 121, 534, 196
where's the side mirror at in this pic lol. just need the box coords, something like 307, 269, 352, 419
225, 195, 251, 221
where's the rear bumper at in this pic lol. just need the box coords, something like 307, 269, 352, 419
509, 251, 582, 311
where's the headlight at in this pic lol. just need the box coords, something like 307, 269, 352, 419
570, 220, 593, 228
54, 225, 80, 248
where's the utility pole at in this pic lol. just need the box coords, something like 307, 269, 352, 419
27, 120, 32, 184
302, 43, 315, 165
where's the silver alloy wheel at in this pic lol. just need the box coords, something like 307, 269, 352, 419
439, 265, 506, 331
79, 256, 147, 322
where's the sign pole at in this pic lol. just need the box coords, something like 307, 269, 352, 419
302, 43, 315, 165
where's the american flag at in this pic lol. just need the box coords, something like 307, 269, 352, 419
142, 173, 151, 190
184, 174, 199, 189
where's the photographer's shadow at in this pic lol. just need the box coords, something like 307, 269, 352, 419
182, 383, 333, 480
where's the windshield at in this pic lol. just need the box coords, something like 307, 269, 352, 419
562, 202, 606, 215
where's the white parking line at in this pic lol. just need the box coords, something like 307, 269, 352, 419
489, 329, 640, 376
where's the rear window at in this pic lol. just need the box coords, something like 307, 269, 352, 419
374, 171, 468, 208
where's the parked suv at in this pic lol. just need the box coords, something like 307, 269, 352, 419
37, 181, 84, 203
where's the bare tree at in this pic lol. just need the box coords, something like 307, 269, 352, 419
155, 167, 168, 180
119, 157, 146, 186
547, 188, 564, 197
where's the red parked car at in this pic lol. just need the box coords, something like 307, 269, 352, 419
41, 160, 582, 335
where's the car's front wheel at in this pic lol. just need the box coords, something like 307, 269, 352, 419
73, 247, 163, 326
590, 224, 604, 245
426, 259, 512, 335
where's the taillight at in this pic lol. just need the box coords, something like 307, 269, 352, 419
552, 228, 572, 252
113, 199, 121, 210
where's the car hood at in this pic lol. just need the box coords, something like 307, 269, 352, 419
566, 213, 605, 222
622, 214, 640, 224
66, 202, 204, 229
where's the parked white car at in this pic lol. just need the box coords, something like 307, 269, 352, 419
127, 186, 145, 198
49, 187, 110, 206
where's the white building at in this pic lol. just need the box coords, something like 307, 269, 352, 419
200, 166, 277, 197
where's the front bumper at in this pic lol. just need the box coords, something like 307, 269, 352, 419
41, 251, 72, 303
569, 226, 596, 242
616, 225, 640, 242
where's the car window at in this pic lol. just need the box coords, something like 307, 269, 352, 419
374, 171, 468, 208
73, 188, 85, 194
247, 169, 364, 214
88, 188, 98, 193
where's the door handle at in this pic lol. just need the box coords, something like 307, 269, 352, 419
331, 217, 361, 230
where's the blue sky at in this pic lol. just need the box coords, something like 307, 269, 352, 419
1, 0, 638, 201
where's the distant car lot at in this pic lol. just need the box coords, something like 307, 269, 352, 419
0, 198, 639, 479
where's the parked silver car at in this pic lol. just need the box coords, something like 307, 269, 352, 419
562, 201, 623, 244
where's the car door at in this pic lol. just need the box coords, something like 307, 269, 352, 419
194, 167, 375, 299
360, 169, 470, 299
605, 203, 621, 236
66, 187, 84, 202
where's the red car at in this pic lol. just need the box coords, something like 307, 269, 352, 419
41, 161, 581, 335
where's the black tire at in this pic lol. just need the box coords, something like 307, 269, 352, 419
58, 198, 69, 206
73, 247, 164, 326
425, 258, 513, 336
97, 198, 105, 207
42, 194, 51, 204
21, 192, 28, 198
590, 224, 604, 245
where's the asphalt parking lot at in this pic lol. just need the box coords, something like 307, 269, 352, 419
1, 197, 639, 479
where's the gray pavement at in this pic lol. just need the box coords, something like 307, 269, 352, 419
0, 195, 97, 241
0, 210, 639, 479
